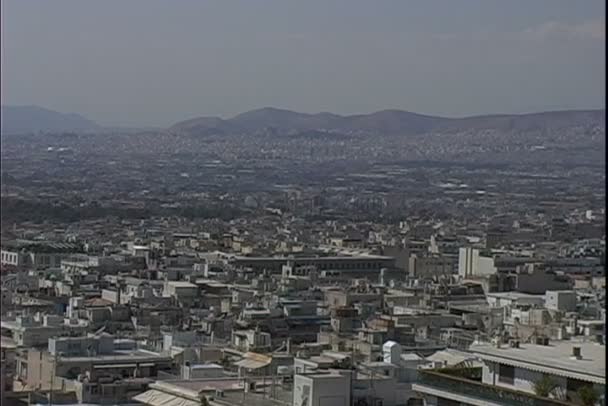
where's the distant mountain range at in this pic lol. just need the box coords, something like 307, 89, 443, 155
170, 107, 605, 137
1, 105, 604, 137
0, 105, 155, 135
1, 105, 102, 134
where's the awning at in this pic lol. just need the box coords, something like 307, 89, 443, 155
133, 389, 200, 406
94, 364, 137, 369
477, 353, 605, 384
234, 358, 271, 370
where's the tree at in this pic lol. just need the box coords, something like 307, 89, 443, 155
577, 385, 599, 406
533, 375, 559, 398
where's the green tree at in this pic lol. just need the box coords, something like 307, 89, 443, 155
577, 385, 598, 406
533, 375, 558, 398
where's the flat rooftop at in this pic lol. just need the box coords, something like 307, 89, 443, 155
233, 255, 393, 261
208, 384, 292, 406
190, 363, 223, 370
471, 340, 605, 383
155, 377, 282, 392
57, 350, 172, 363
166, 281, 198, 288
486, 292, 545, 299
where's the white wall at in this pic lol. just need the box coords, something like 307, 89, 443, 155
458, 248, 496, 278
477, 256, 497, 276
293, 374, 350, 406
458, 248, 476, 278
101, 289, 119, 304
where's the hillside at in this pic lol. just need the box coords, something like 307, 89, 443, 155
1, 105, 101, 134
169, 107, 605, 137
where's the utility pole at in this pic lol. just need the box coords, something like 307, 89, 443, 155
48, 352, 58, 406
349, 341, 356, 406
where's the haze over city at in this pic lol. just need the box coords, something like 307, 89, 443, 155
0, 2, 605, 406
1, 0, 605, 127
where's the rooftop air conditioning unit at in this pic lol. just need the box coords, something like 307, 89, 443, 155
215, 389, 225, 398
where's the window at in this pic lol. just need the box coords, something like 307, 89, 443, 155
498, 364, 515, 385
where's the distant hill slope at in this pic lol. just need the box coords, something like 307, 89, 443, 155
1, 105, 101, 134
169, 107, 605, 136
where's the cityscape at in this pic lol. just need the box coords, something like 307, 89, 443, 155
1, 1, 605, 406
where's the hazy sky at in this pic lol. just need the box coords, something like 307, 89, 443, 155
1, 0, 605, 127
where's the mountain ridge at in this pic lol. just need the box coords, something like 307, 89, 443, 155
0, 105, 159, 135
1, 104, 604, 136
1, 105, 101, 134
170, 107, 605, 136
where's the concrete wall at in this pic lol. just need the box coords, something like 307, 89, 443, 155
15, 326, 62, 347
409, 255, 455, 278
294, 373, 350, 406
182, 364, 224, 379
458, 248, 496, 278
516, 271, 572, 295
545, 291, 577, 312
353, 376, 398, 406
49, 336, 114, 356
101, 289, 119, 304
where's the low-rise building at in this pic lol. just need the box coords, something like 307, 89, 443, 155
413, 339, 605, 405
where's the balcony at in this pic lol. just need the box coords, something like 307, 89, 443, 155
414, 369, 573, 406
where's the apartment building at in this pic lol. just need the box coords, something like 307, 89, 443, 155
413, 339, 605, 405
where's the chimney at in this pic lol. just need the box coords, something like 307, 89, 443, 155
571, 346, 582, 360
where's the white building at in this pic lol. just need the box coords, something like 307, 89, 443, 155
231, 329, 271, 352
414, 339, 605, 405
293, 370, 351, 406
383, 340, 402, 364
458, 248, 496, 279
486, 292, 545, 308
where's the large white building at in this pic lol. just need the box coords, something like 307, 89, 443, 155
458, 248, 496, 279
